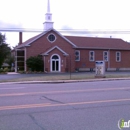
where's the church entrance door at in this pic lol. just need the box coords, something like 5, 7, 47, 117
51, 55, 60, 72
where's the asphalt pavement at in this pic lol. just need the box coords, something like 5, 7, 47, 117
0, 80, 130, 130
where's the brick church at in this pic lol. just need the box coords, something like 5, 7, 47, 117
14, 0, 130, 72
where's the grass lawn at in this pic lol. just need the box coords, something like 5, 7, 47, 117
1, 72, 130, 83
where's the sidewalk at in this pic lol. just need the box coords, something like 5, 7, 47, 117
0, 77, 130, 85
7, 72, 19, 74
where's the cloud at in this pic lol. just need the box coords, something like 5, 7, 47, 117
0, 20, 23, 30
0, 21, 23, 48
59, 25, 93, 37
59, 26, 130, 42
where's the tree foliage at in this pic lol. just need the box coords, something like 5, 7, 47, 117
0, 33, 11, 68
26, 56, 44, 71
4, 55, 15, 67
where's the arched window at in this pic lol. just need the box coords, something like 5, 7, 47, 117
52, 55, 59, 59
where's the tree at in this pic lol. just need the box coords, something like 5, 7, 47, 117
0, 33, 11, 68
26, 56, 44, 71
4, 55, 15, 71
5, 55, 15, 66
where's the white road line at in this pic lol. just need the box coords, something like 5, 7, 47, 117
0, 98, 130, 111
0, 87, 130, 97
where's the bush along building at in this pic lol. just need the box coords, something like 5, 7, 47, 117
14, 0, 130, 73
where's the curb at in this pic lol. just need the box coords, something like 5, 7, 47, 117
0, 77, 130, 84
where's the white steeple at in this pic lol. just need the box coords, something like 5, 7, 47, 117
43, 0, 54, 31
47, 0, 50, 13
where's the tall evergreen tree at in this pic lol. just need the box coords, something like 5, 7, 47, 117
0, 33, 11, 68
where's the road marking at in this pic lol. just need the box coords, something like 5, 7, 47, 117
0, 98, 130, 111
0, 87, 25, 90
0, 87, 130, 97
0, 103, 51, 111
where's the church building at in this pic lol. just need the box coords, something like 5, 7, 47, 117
14, 0, 130, 72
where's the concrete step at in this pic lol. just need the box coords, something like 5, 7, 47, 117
7, 72, 19, 74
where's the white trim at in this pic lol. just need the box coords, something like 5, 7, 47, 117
50, 54, 61, 72
116, 51, 121, 62
103, 51, 108, 62
75, 50, 80, 61
53, 29, 77, 47
23, 28, 77, 47
89, 51, 95, 61
42, 46, 69, 56
73, 47, 130, 51
47, 33, 57, 43
26, 32, 47, 46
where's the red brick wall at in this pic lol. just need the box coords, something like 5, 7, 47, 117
75, 50, 107, 69
23, 30, 130, 72
110, 50, 130, 68
75, 49, 130, 69
26, 30, 75, 72
43, 48, 68, 72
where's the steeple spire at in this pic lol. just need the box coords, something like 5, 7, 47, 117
47, 0, 50, 13
43, 0, 54, 31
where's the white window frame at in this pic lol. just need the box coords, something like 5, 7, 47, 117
47, 33, 57, 43
116, 51, 121, 62
89, 51, 95, 61
103, 51, 108, 62
75, 50, 80, 61
50, 54, 61, 72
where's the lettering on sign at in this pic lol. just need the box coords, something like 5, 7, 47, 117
97, 66, 102, 75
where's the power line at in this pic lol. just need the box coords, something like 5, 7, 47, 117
1, 28, 130, 34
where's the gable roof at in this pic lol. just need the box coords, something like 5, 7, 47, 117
16, 28, 77, 49
65, 36, 130, 50
15, 29, 130, 50
41, 46, 69, 56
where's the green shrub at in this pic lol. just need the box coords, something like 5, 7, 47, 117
26, 56, 44, 72
3, 67, 9, 72
18, 71, 26, 74
0, 68, 3, 73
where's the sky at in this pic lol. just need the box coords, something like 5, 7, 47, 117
0, 0, 130, 48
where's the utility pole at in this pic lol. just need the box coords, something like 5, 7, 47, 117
70, 55, 71, 79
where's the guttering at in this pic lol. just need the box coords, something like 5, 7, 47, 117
73, 47, 130, 50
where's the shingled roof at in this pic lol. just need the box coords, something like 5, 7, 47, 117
16, 29, 77, 49
16, 33, 43, 48
15, 29, 130, 50
65, 36, 130, 50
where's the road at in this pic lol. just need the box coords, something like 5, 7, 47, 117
0, 80, 130, 130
